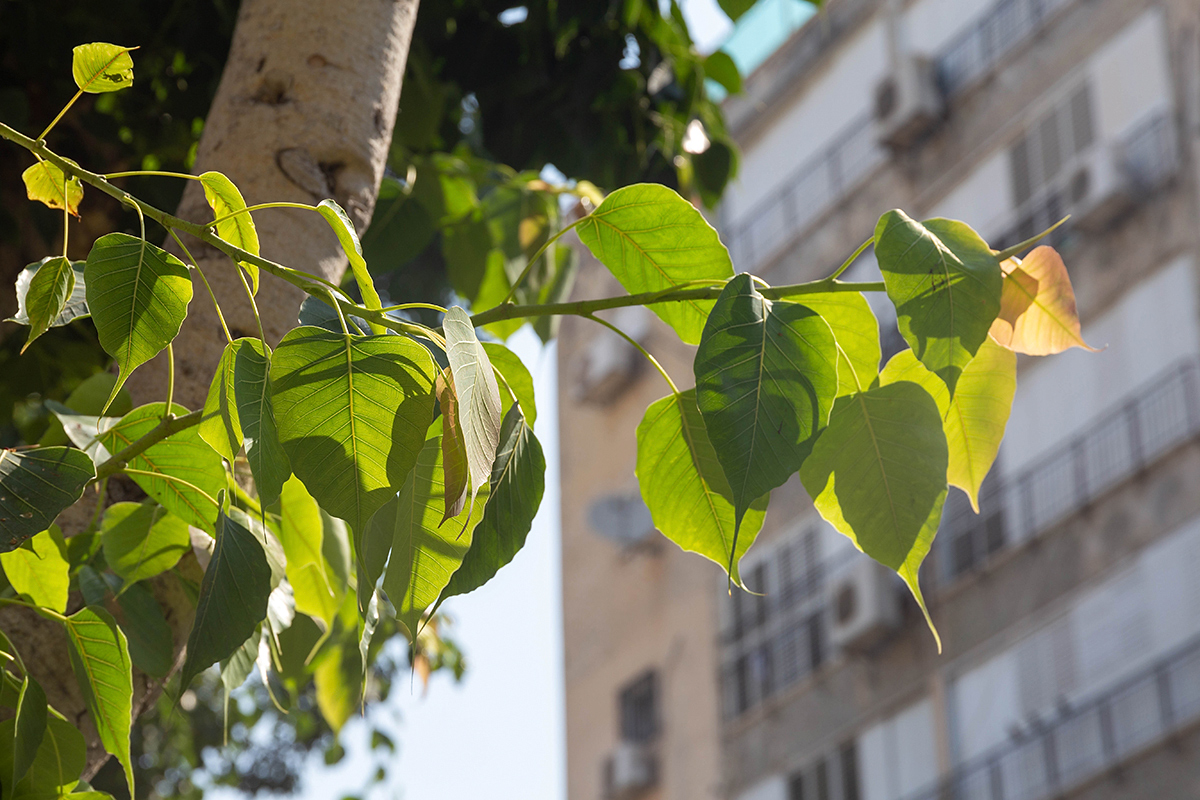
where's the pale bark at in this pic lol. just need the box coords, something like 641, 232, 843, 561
0, 0, 419, 777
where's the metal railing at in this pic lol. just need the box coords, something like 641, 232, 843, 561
902, 632, 1200, 800
723, 112, 885, 275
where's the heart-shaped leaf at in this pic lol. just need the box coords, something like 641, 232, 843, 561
234, 338, 290, 506
989, 246, 1097, 355
0, 528, 69, 612
85, 233, 193, 409
443, 306, 502, 511
317, 199, 384, 324
199, 341, 241, 462
71, 43, 135, 93
21, 161, 83, 216
802, 291, 881, 396
279, 476, 342, 631
9, 258, 88, 329
199, 171, 260, 293
12, 676, 47, 789
20, 256, 75, 353
0, 716, 85, 798
114, 581, 174, 678
0, 448, 94, 553
99, 501, 191, 584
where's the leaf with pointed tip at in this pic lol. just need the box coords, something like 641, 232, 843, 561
374, 428, 488, 637
12, 675, 47, 789
233, 338, 290, 505
85, 233, 193, 409
200, 342, 241, 462
436, 368, 469, 523
271, 327, 437, 535
989, 246, 1097, 355
21, 161, 83, 216
220, 626, 261, 695
279, 476, 341, 631
199, 171, 260, 293
694, 274, 838, 542
39, 372, 129, 448
481, 342, 536, 425
62, 606, 134, 794
99, 501, 190, 584
20, 256, 75, 353
442, 405, 545, 599
97, 403, 224, 532
297, 296, 369, 335
0, 448, 94, 553
0, 716, 85, 798
314, 630, 359, 733
799, 383, 948, 649
636, 389, 768, 585
443, 306, 502, 511
179, 509, 273, 692
72, 43, 135, 93
9, 258, 88, 329
114, 581, 173, 678
0, 528, 69, 612
875, 211, 1002, 396
802, 291, 881, 395
317, 199, 383, 319
880, 338, 1016, 511
576, 183, 734, 344
45, 403, 119, 466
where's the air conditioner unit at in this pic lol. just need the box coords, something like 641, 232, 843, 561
574, 307, 650, 405
1069, 145, 1134, 233
873, 53, 943, 150
605, 741, 658, 798
828, 558, 901, 653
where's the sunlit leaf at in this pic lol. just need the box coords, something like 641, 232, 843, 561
799, 383, 948, 648
0, 717, 85, 798
0, 448, 94, 553
99, 501, 190, 585
443, 306, 502, 511
989, 246, 1097, 355
802, 291, 881, 395
0, 528, 69, 612
12, 675, 46, 788
20, 256, 74, 354
317, 199, 383, 318
8, 258, 88, 329
297, 295, 369, 335
880, 338, 1016, 511
219, 626, 261, 696
85, 233, 193, 409
199, 341, 241, 462
62, 606, 134, 794
71, 43, 135, 93
481, 341, 537, 425
875, 210, 1002, 395
234, 338, 290, 505
704, 51, 742, 94
313, 629, 359, 733
21, 161, 83, 216
576, 183, 734, 344
636, 389, 767, 585
279, 476, 341, 631
199, 171, 260, 293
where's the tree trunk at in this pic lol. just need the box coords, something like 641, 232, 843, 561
0, 0, 419, 778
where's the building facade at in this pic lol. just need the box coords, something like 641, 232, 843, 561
559, 0, 1200, 799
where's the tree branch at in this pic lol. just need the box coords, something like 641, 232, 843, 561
94, 410, 204, 481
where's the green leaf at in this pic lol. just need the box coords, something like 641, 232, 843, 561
21, 162, 83, 216
279, 476, 341, 631
874, 211, 1002, 396
693, 275, 838, 541
880, 338, 1016, 512
99, 501, 190, 584
71, 43, 135, 93
43, 404, 119, 465
62, 606, 134, 795
482, 342, 536, 425
97, 403, 224, 532
9, 258, 88, 329
234, 338, 291, 506
199, 171, 260, 293
85, 233, 193, 409
473, 249, 526, 340
704, 51, 742, 94
375, 428, 488, 637
20, 257, 75, 354
0, 528, 69, 612
179, 508, 273, 691
313, 631, 359, 733
802, 291, 881, 396
114, 581, 173, 678
271, 327, 437, 535
0, 717, 85, 799
717, 0, 756, 22
442, 405, 545, 599
799, 383, 948, 648
38, 373, 129, 448
199, 341, 241, 462
219, 626, 261, 695
576, 183, 734, 344
0, 448, 94, 553
636, 389, 767, 585
297, 296, 369, 335
443, 306, 502, 510
12, 676, 47, 789
317, 199, 383, 321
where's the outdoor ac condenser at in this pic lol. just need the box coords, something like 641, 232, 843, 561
873, 53, 943, 150
827, 558, 901, 654
606, 741, 657, 798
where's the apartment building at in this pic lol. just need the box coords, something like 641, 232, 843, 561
558, 1, 1200, 799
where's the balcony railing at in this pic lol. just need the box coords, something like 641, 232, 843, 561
902, 631, 1200, 800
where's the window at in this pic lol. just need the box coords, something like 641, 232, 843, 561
619, 671, 659, 743
839, 741, 860, 800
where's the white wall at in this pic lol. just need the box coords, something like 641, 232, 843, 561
858, 698, 940, 800
951, 650, 1021, 762
736, 774, 788, 800
923, 149, 1014, 240
902, 0, 993, 55
1087, 8, 1172, 142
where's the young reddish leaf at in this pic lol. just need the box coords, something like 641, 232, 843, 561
437, 368, 469, 523
989, 246, 1098, 355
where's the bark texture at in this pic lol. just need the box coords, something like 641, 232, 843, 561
0, 0, 418, 778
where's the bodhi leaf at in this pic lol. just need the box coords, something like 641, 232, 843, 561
200, 341, 241, 462
220, 626, 261, 696
85, 233, 193, 409
0, 717, 86, 799
874, 210, 1002, 396
21, 161, 83, 216
9, 258, 88, 329
271, 327, 437, 535
114, 581, 174, 678
443, 306, 502, 511
880, 338, 1016, 511
803, 291, 881, 395
442, 405, 545, 599
317, 199, 384, 324
199, 171, 260, 293
989, 246, 1097, 355
62, 606, 135, 794
0, 528, 69, 612
693, 275, 838, 544
636, 389, 767, 585
234, 338, 290, 505
0, 448, 94, 553
799, 382, 948, 649
436, 369, 469, 523
279, 476, 341, 631
12, 675, 47, 789
71, 43, 135, 93
374, 428, 488, 637
576, 183, 734, 344
20, 256, 75, 353
481, 341, 536, 425
179, 508, 273, 692
100, 501, 190, 584
97, 403, 224, 532
704, 50, 743, 94
314, 627, 359, 733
